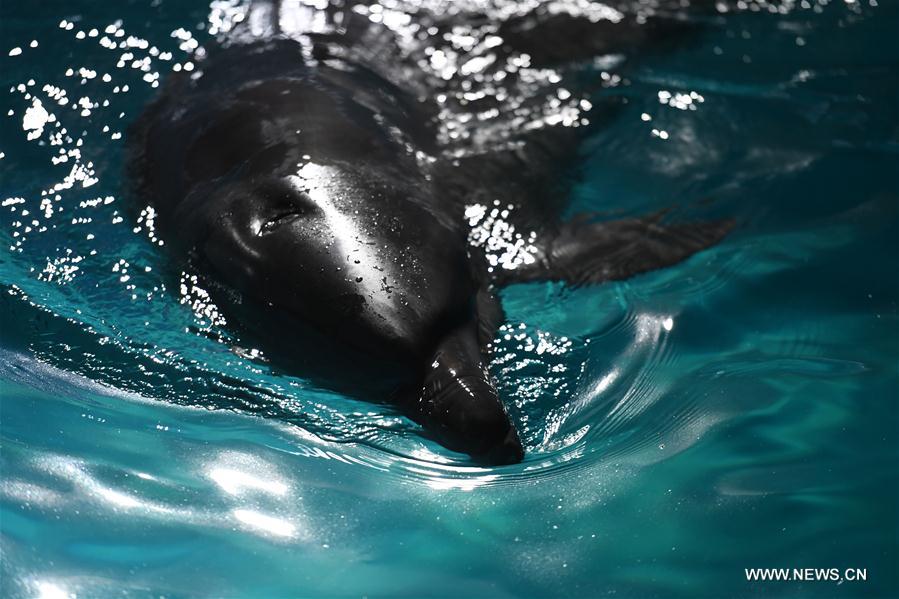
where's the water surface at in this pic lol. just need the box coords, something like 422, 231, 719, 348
1, 0, 897, 597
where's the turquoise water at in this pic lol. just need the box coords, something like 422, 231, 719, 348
1, 1, 897, 597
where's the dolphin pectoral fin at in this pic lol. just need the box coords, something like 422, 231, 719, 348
492, 3, 712, 71
503, 211, 734, 286
400, 321, 523, 465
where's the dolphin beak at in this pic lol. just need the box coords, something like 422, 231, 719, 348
404, 318, 526, 465
410, 370, 526, 465
477, 425, 525, 465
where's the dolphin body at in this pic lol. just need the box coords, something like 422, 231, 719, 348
129, 1, 730, 464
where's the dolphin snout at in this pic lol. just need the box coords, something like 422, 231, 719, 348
479, 425, 525, 466
416, 372, 524, 465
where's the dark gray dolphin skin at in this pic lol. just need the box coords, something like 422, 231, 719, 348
129, 2, 731, 464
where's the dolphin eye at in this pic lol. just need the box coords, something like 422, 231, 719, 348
254, 179, 318, 235
260, 210, 302, 234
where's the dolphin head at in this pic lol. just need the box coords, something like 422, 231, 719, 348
143, 63, 524, 463
178, 159, 523, 463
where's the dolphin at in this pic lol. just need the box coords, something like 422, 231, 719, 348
128, 1, 731, 464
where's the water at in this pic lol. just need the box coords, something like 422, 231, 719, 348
1, 0, 897, 597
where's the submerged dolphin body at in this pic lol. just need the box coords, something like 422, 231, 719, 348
129, 1, 730, 464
